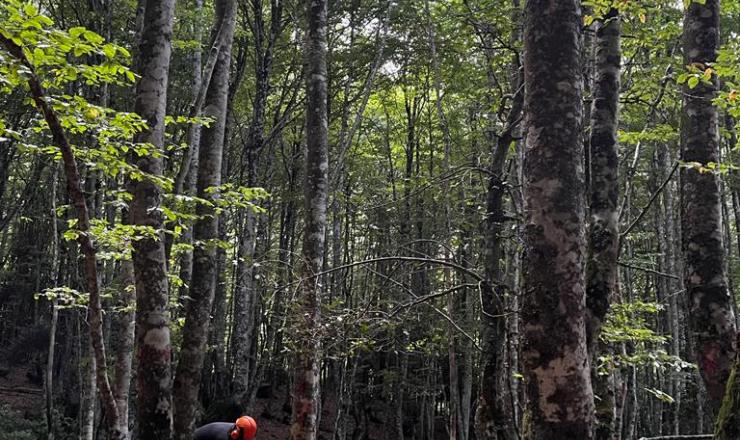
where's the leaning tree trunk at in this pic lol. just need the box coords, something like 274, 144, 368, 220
289, 0, 328, 438
521, 0, 594, 438
680, 0, 738, 413
0, 33, 123, 440
130, 0, 177, 437
172, 0, 236, 436
585, 9, 621, 440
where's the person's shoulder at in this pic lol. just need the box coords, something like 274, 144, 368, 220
193, 422, 233, 440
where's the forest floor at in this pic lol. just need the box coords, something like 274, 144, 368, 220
0, 365, 43, 416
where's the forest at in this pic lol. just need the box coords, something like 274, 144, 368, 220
1, 0, 740, 439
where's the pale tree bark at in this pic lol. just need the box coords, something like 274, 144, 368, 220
585, 10, 621, 440
521, 0, 594, 438
45, 165, 60, 440
172, 0, 236, 436
113, 260, 136, 439
130, 0, 177, 436
289, 0, 328, 438
680, 0, 737, 412
79, 334, 97, 440
175, 0, 204, 311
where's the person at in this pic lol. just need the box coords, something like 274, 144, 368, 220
193, 416, 258, 440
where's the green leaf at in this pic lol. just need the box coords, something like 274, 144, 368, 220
23, 3, 37, 16
688, 76, 700, 89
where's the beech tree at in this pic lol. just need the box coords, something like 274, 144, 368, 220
520, 0, 594, 438
172, 0, 237, 437
585, 8, 621, 440
680, 0, 737, 412
131, 0, 177, 437
289, 0, 328, 438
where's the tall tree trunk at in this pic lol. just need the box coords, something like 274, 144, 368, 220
231, 0, 283, 407
585, 9, 621, 440
173, 0, 236, 436
130, 0, 177, 436
113, 260, 136, 439
79, 329, 97, 440
521, 0, 594, 438
0, 33, 123, 440
46, 165, 60, 440
176, 0, 205, 313
680, 0, 737, 412
289, 0, 328, 438
475, 3, 522, 437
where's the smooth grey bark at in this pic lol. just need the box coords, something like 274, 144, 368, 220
112, 260, 136, 439
680, 0, 737, 412
175, 0, 204, 313
130, 0, 176, 437
521, 0, 594, 438
585, 10, 621, 440
289, 0, 328, 438
172, 0, 236, 436
79, 331, 97, 440
45, 165, 59, 440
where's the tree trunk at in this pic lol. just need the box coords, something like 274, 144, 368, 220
289, 0, 328, 438
45, 165, 60, 440
173, 0, 236, 436
175, 0, 204, 315
714, 333, 740, 439
231, 0, 283, 407
521, 0, 594, 438
0, 33, 123, 440
585, 10, 621, 440
113, 260, 136, 439
680, 0, 737, 412
475, 4, 522, 437
130, 0, 177, 436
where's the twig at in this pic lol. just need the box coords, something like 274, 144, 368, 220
620, 160, 679, 241
618, 261, 680, 280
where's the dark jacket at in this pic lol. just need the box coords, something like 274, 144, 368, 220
193, 422, 234, 440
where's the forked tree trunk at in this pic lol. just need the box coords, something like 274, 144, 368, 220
130, 0, 177, 436
521, 0, 594, 438
680, 0, 737, 413
173, 0, 236, 436
289, 0, 328, 438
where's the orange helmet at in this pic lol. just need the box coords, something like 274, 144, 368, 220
230, 416, 257, 440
